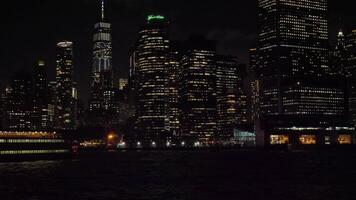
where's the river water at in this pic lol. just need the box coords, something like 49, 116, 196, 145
0, 150, 355, 200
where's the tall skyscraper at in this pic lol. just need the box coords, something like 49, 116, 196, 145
88, 0, 117, 129
33, 60, 49, 130
90, 0, 113, 109
55, 41, 76, 130
134, 15, 170, 143
257, 0, 352, 146
180, 37, 217, 144
258, 0, 330, 115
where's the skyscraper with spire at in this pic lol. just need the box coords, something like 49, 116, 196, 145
88, 0, 118, 128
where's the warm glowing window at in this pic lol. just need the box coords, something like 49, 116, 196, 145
270, 135, 289, 145
299, 135, 316, 145
338, 135, 352, 145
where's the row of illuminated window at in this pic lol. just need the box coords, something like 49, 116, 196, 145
0, 149, 69, 155
0, 139, 65, 143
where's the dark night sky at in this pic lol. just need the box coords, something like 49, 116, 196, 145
1, 0, 356, 103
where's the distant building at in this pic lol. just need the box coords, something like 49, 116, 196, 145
55, 41, 77, 130
4, 71, 34, 130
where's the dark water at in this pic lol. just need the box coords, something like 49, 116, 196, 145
0, 150, 356, 200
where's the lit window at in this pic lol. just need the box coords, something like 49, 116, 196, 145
270, 135, 289, 145
299, 135, 317, 145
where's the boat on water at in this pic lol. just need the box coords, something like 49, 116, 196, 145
0, 131, 74, 162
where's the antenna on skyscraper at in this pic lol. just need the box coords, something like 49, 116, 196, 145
101, 0, 105, 21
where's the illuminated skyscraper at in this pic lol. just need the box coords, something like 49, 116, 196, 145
180, 37, 217, 143
257, 0, 352, 146
88, 0, 118, 129
33, 60, 49, 130
55, 41, 76, 130
258, 0, 331, 115
134, 15, 170, 142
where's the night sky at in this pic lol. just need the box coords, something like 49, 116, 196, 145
1, 0, 356, 103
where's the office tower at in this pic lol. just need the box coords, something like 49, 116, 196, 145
257, 0, 352, 146
5, 71, 34, 130
33, 60, 49, 130
216, 55, 239, 141
55, 41, 76, 130
180, 37, 217, 144
134, 15, 170, 143
258, 0, 330, 115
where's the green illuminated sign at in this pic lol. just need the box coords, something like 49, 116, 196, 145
147, 15, 165, 22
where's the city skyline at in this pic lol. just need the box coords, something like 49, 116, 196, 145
1, 0, 356, 103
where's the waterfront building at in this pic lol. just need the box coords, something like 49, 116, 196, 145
134, 15, 170, 143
